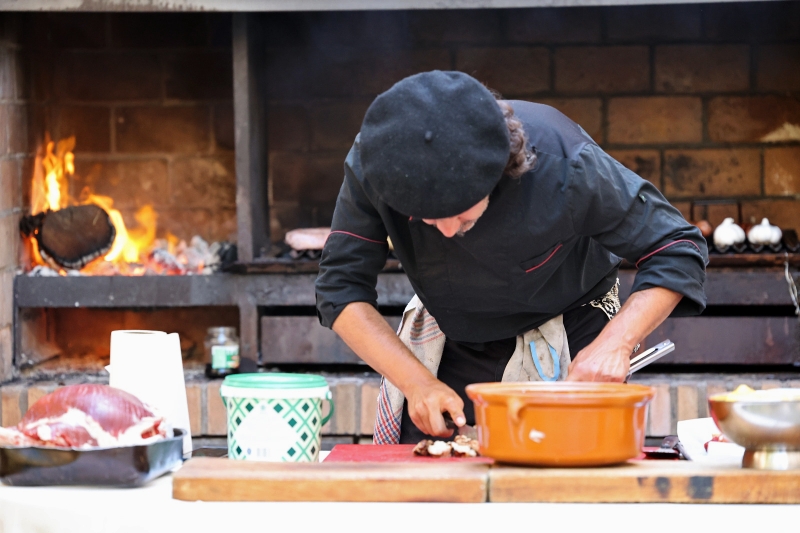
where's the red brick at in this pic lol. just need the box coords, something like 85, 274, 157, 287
20, 155, 33, 207
765, 147, 800, 196
116, 106, 210, 154
1, 383, 25, 427
693, 202, 740, 227
270, 201, 313, 242
741, 199, 800, 233
0, 270, 13, 327
206, 381, 227, 436
456, 47, 549, 96
164, 51, 233, 100
265, 48, 361, 100
55, 106, 111, 153
0, 326, 11, 383
270, 152, 345, 206
360, 379, 380, 435
409, 10, 502, 44
507, 7, 602, 44
677, 384, 699, 422
299, 12, 411, 49
555, 46, 649, 94
7, 104, 26, 153
655, 45, 749, 93
213, 104, 234, 152
186, 382, 203, 436
53, 51, 161, 101
108, 13, 211, 48
151, 207, 214, 242
44, 13, 107, 48
308, 101, 369, 152
0, 157, 20, 212
357, 49, 452, 96
534, 99, 602, 142
171, 155, 235, 209
211, 208, 237, 243
708, 96, 800, 143
647, 383, 672, 436
606, 149, 660, 188
0, 47, 14, 100
670, 201, 692, 222
0, 213, 18, 269
0, 106, 7, 155
757, 45, 800, 92
27, 382, 58, 407
703, 2, 800, 42
322, 378, 358, 435
268, 104, 310, 153
663, 149, 760, 199
71, 159, 170, 209
608, 97, 702, 145
606, 4, 702, 42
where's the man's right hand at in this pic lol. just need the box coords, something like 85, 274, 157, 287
405, 376, 466, 437
332, 302, 466, 438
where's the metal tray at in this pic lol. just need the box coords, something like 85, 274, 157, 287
0, 429, 185, 487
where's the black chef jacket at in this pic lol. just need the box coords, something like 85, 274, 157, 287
315, 101, 708, 343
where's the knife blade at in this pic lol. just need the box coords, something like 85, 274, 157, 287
627, 339, 675, 378
442, 412, 477, 440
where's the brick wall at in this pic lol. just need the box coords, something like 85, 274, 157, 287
1, 373, 797, 438
0, 14, 29, 382
22, 13, 236, 245
265, 2, 800, 239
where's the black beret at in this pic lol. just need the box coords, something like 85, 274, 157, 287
359, 71, 510, 219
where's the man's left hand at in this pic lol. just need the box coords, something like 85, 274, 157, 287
566, 340, 631, 382
564, 287, 683, 383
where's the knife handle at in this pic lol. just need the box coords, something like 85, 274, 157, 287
442, 412, 457, 430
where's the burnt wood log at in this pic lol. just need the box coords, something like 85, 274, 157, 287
20, 205, 116, 270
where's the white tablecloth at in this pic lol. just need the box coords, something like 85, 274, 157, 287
1, 473, 798, 533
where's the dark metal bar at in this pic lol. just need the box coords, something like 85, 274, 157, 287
233, 13, 270, 262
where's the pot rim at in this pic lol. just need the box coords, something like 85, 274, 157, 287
465, 381, 655, 407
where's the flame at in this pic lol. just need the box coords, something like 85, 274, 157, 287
28, 135, 166, 274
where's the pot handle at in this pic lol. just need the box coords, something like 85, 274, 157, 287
321, 390, 335, 428
507, 396, 526, 425
507, 397, 530, 448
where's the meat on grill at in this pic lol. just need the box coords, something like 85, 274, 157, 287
0, 384, 167, 448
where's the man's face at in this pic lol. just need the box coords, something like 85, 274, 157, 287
421, 196, 490, 238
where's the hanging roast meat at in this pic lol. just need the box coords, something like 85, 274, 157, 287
19, 204, 116, 270
0, 384, 166, 449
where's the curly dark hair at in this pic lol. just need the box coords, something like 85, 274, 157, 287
495, 99, 537, 178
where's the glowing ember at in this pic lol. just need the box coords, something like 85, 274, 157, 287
27, 136, 213, 276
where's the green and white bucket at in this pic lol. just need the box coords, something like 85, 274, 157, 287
220, 373, 334, 462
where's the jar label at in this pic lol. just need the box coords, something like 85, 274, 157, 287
212, 345, 240, 369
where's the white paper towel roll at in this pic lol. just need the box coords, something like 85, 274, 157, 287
109, 330, 192, 455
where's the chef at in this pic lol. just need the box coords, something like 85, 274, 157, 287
315, 71, 708, 443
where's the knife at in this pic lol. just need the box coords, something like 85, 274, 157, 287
442, 412, 478, 440
627, 339, 675, 379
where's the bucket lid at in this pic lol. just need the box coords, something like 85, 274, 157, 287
222, 373, 329, 390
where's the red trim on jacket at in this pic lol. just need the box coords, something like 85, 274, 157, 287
328, 230, 387, 245
635, 240, 700, 268
524, 244, 563, 273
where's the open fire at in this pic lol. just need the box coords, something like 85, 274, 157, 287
24, 136, 224, 276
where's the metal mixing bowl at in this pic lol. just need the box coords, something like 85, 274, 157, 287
709, 389, 800, 470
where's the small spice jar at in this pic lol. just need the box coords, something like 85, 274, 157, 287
205, 327, 240, 378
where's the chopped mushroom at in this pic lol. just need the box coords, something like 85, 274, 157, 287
413, 436, 481, 458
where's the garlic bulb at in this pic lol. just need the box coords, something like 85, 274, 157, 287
747, 218, 782, 245
713, 217, 746, 248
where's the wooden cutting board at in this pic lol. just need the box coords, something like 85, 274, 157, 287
172, 457, 489, 502
490, 460, 800, 504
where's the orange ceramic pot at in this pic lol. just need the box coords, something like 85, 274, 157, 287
465, 382, 655, 466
